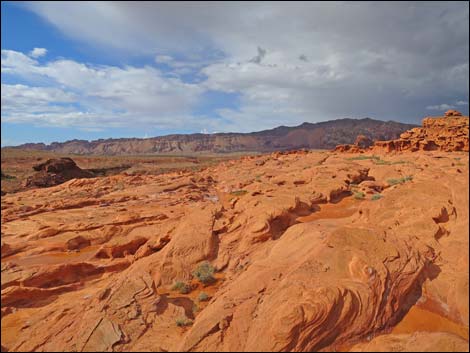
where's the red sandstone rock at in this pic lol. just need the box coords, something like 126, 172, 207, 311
445, 109, 463, 117
24, 158, 94, 188
371, 114, 469, 153
355, 134, 374, 149
350, 332, 469, 352
1, 149, 468, 352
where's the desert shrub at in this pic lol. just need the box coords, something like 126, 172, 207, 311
347, 155, 380, 161
192, 261, 215, 285
387, 175, 413, 185
176, 317, 193, 327
230, 189, 248, 197
373, 159, 391, 165
192, 304, 200, 315
373, 159, 408, 165
403, 175, 413, 182
371, 194, 383, 201
198, 292, 210, 302
172, 281, 191, 294
353, 191, 365, 200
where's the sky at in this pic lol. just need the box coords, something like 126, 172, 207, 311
1, 1, 469, 146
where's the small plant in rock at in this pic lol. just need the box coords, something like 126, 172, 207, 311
198, 292, 210, 302
353, 191, 365, 200
387, 175, 413, 186
371, 194, 383, 201
230, 189, 248, 197
192, 303, 200, 315
373, 159, 391, 165
347, 155, 380, 161
403, 175, 413, 182
172, 281, 191, 294
192, 261, 215, 285
176, 317, 193, 327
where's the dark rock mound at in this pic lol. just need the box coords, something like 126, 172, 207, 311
25, 158, 94, 188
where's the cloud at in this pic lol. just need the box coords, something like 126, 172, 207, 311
1, 49, 207, 130
29, 47, 47, 58
3, 2, 470, 133
155, 55, 173, 64
426, 104, 455, 111
248, 46, 267, 64
426, 100, 468, 111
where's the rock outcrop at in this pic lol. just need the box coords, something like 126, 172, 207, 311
24, 158, 94, 188
335, 112, 469, 154
334, 134, 374, 153
373, 113, 469, 153
2, 148, 468, 351
445, 109, 463, 117
355, 134, 374, 149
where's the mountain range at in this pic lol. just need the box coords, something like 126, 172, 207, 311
9, 118, 417, 155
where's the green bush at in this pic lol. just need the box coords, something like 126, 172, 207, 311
192, 304, 200, 315
230, 190, 248, 197
373, 159, 407, 165
373, 159, 391, 165
387, 175, 413, 185
176, 317, 193, 327
353, 191, 365, 200
172, 281, 191, 294
347, 155, 380, 161
371, 194, 383, 201
192, 262, 215, 285
198, 292, 210, 302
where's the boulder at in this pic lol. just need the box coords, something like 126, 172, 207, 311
25, 158, 94, 188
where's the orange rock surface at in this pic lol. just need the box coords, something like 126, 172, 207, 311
1, 148, 469, 351
373, 113, 469, 153
335, 112, 469, 154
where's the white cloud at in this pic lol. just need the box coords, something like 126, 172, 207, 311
29, 47, 47, 58
456, 100, 468, 106
1, 49, 207, 130
426, 104, 455, 111
155, 55, 173, 64
1, 50, 38, 75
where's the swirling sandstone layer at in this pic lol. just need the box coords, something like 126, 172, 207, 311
1, 149, 468, 351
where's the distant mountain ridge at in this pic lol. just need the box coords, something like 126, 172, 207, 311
9, 118, 417, 155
